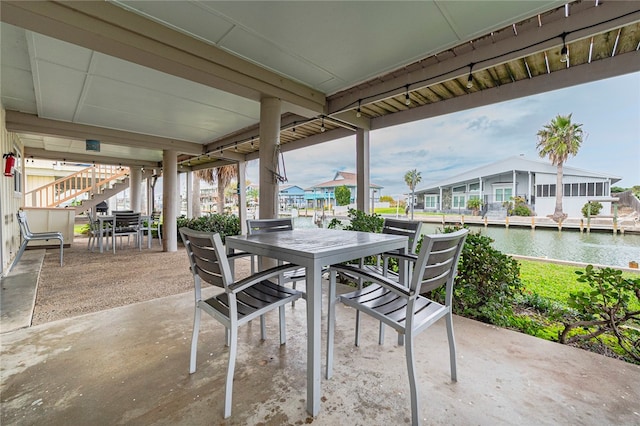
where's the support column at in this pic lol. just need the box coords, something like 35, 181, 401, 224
356, 128, 370, 213
186, 171, 193, 219
146, 177, 152, 215
237, 161, 247, 234
163, 150, 178, 252
259, 97, 281, 219
130, 167, 142, 212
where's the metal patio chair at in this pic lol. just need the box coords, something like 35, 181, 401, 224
87, 214, 112, 252
344, 218, 423, 345
112, 212, 142, 252
326, 228, 468, 426
179, 227, 303, 419
9, 210, 64, 272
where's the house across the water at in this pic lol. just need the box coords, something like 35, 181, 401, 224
414, 156, 621, 218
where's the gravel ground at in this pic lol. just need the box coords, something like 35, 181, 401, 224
32, 236, 251, 325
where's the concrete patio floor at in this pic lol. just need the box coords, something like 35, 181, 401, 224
1, 259, 639, 425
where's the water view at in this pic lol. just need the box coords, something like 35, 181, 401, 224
291, 216, 640, 268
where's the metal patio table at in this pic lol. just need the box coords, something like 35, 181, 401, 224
226, 227, 408, 416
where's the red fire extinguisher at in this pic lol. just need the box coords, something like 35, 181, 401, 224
4, 153, 16, 177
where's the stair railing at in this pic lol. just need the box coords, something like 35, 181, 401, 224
25, 165, 129, 208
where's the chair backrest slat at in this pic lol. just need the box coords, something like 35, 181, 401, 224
247, 218, 293, 235
382, 219, 422, 254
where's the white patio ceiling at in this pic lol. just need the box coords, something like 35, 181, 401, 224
1, 1, 638, 169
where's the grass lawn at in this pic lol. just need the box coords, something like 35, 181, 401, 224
518, 259, 640, 311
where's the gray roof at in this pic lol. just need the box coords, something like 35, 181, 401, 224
416, 156, 621, 193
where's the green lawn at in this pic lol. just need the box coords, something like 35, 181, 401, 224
518, 258, 640, 311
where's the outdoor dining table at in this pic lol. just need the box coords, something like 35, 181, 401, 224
226, 227, 408, 416
96, 214, 151, 253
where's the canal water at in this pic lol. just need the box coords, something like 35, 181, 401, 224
291, 216, 640, 268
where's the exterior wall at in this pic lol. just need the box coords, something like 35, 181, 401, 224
1, 108, 25, 276
533, 172, 612, 217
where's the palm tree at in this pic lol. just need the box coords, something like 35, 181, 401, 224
194, 165, 237, 215
536, 113, 584, 222
404, 169, 421, 220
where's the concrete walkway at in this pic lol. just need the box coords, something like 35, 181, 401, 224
1, 271, 639, 425
0, 249, 45, 333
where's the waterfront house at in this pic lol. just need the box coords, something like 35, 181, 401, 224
279, 185, 306, 209
304, 172, 383, 208
414, 156, 621, 217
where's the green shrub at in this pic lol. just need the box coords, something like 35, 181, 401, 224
560, 265, 640, 363
328, 208, 383, 232
504, 196, 532, 216
581, 201, 603, 217
428, 226, 524, 327
176, 213, 240, 243
513, 204, 533, 216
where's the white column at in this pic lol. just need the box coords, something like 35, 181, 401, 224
237, 161, 247, 234
512, 170, 517, 197
259, 97, 281, 219
130, 167, 142, 212
163, 150, 178, 252
528, 172, 532, 202
146, 177, 152, 215
186, 171, 193, 219
356, 128, 370, 213
439, 187, 443, 211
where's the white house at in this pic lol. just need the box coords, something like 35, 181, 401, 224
414, 156, 621, 217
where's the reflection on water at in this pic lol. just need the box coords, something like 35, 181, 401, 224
291, 216, 640, 268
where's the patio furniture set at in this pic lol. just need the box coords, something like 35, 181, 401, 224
88, 211, 162, 253
181, 218, 468, 425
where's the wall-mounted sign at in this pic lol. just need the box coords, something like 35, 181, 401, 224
86, 139, 100, 152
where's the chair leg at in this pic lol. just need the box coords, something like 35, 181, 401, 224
378, 322, 385, 345
189, 307, 201, 374
326, 269, 337, 379
445, 310, 457, 382
224, 326, 238, 419
260, 315, 266, 340
292, 281, 297, 307
354, 276, 364, 347
8, 241, 28, 273
279, 305, 286, 345
58, 237, 64, 267
405, 330, 420, 426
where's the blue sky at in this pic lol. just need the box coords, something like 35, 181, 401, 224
246, 72, 639, 198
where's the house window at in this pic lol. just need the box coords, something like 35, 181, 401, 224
453, 185, 465, 193
469, 183, 480, 191
596, 182, 604, 196
452, 194, 465, 208
587, 182, 595, 196
564, 183, 571, 197
424, 195, 438, 208
535, 184, 556, 198
495, 187, 512, 202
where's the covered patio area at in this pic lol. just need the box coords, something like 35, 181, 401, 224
1, 248, 638, 425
